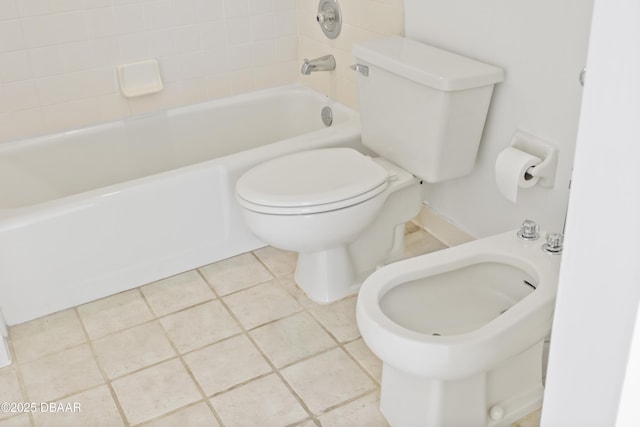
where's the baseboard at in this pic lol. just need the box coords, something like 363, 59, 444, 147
413, 204, 475, 247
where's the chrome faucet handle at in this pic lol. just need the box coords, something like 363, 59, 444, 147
517, 219, 540, 241
542, 232, 564, 254
350, 64, 369, 77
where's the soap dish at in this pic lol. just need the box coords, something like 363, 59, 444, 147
117, 59, 163, 98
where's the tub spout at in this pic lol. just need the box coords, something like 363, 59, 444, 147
301, 55, 336, 75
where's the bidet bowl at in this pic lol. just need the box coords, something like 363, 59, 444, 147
356, 229, 561, 380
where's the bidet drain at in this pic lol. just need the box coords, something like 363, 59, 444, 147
432, 333, 441, 336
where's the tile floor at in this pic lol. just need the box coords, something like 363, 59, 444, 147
0, 223, 540, 427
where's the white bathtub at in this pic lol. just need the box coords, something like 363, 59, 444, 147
0, 84, 361, 326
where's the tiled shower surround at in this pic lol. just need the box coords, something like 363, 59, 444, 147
0, 224, 447, 427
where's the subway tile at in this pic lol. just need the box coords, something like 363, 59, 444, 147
250, 13, 274, 41
225, 16, 251, 45
169, 0, 198, 26
142, 0, 172, 30
35, 67, 116, 106
172, 25, 202, 54
273, 9, 297, 37
226, 44, 252, 71
251, 39, 276, 66
113, 3, 145, 34
200, 23, 227, 50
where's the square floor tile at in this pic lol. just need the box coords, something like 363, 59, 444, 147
403, 229, 447, 259
211, 374, 308, 427
344, 338, 382, 383
20, 344, 104, 402
184, 334, 272, 396
10, 309, 86, 363
93, 321, 176, 379
139, 402, 220, 427
77, 290, 154, 339
308, 296, 360, 343
199, 253, 273, 296
278, 275, 316, 308
250, 312, 336, 368
223, 280, 303, 330
160, 300, 242, 353
252, 246, 297, 277
112, 359, 201, 425
317, 392, 388, 427
0, 368, 24, 420
281, 348, 375, 414
141, 270, 215, 317
0, 414, 30, 427
32, 385, 124, 427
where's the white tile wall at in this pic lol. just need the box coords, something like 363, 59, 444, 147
295, 0, 404, 108
0, 0, 299, 143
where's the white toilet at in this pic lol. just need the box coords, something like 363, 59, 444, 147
356, 225, 562, 427
235, 36, 504, 303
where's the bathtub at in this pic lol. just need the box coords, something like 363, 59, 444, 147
0, 84, 361, 326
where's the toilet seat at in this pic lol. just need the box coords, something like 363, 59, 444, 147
236, 148, 390, 215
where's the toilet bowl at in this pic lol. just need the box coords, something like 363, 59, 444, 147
235, 36, 503, 303
356, 227, 561, 427
236, 147, 423, 303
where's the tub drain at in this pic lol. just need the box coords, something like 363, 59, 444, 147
321, 106, 333, 126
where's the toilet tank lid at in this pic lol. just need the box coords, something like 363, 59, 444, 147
353, 36, 504, 91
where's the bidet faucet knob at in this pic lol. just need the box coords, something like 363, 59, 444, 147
517, 219, 540, 241
543, 232, 564, 254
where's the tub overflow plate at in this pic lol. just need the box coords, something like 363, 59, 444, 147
321, 106, 333, 127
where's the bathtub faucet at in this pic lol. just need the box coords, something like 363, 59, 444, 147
300, 55, 336, 75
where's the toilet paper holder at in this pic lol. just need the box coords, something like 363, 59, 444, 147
509, 130, 558, 188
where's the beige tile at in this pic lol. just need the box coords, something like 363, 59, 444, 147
112, 359, 201, 426
184, 334, 272, 396
139, 402, 220, 427
32, 385, 124, 427
199, 253, 273, 296
318, 392, 388, 427
344, 338, 381, 381
141, 270, 216, 317
250, 312, 336, 368
160, 300, 242, 353
211, 374, 308, 427
0, 368, 24, 420
0, 414, 30, 427
308, 296, 360, 343
93, 321, 176, 379
252, 246, 297, 277
512, 408, 541, 427
77, 290, 154, 339
278, 275, 316, 308
223, 280, 303, 330
403, 229, 448, 259
20, 344, 104, 402
10, 309, 86, 363
281, 348, 376, 415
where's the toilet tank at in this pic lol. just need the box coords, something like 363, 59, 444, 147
353, 37, 504, 183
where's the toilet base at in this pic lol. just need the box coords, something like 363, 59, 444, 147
379, 342, 544, 427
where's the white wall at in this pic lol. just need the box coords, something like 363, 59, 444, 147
0, 0, 299, 143
404, 0, 593, 237
541, 0, 640, 425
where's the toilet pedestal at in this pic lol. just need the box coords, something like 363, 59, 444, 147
379, 342, 545, 427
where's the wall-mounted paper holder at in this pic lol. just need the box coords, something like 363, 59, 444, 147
510, 130, 558, 188
117, 59, 163, 98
